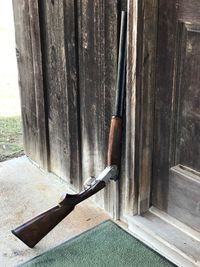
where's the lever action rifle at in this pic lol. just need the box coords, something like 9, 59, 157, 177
12, 11, 127, 248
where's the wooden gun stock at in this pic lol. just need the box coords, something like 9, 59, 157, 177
12, 180, 105, 248
12, 11, 127, 249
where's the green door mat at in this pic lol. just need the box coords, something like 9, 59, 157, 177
20, 220, 175, 267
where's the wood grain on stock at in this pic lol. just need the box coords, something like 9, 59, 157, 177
12, 204, 75, 248
107, 116, 123, 167
12, 180, 105, 248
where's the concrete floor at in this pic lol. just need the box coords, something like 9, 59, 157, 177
0, 156, 110, 267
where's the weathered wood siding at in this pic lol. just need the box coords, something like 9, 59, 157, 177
77, 0, 119, 213
120, 0, 138, 218
13, 0, 128, 216
13, 0, 48, 169
136, 0, 158, 214
37, 0, 81, 189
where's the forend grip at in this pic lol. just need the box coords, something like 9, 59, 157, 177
107, 116, 123, 167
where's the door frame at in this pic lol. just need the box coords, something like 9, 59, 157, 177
126, 0, 158, 215
125, 1, 200, 265
134, 0, 158, 214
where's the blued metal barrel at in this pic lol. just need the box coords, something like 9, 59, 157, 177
107, 11, 127, 166
114, 11, 127, 118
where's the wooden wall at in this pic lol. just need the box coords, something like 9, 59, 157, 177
13, 0, 131, 217
13, 0, 48, 170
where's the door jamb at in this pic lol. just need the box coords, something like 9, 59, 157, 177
126, 0, 158, 215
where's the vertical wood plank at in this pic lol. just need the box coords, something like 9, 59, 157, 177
136, 0, 158, 214
120, 0, 138, 219
152, 0, 178, 210
12, 0, 48, 169
104, 1, 126, 218
38, 0, 81, 189
63, 0, 82, 189
77, 0, 119, 214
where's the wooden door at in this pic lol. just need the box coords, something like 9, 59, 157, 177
152, 0, 200, 231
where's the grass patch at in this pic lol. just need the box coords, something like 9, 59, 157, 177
0, 116, 24, 161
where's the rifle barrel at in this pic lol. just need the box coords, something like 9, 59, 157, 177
114, 11, 127, 118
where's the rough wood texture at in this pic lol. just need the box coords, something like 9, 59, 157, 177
38, 0, 81, 189
13, 0, 128, 218
12, 0, 48, 169
174, 23, 200, 172
152, 0, 178, 210
168, 166, 200, 232
120, 0, 137, 219
77, 0, 120, 216
119, 0, 158, 217
152, 0, 200, 230
135, 0, 158, 214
